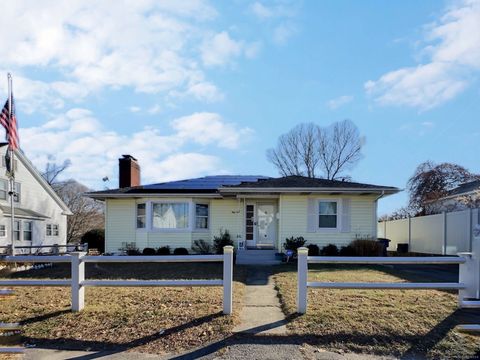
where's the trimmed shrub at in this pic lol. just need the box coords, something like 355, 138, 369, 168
339, 245, 356, 256
192, 239, 212, 254
142, 247, 156, 256
307, 244, 320, 256
173, 247, 189, 255
156, 246, 171, 255
81, 229, 105, 254
283, 236, 306, 253
350, 239, 383, 256
321, 244, 339, 256
213, 229, 234, 254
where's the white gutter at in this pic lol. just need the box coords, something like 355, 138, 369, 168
219, 187, 399, 194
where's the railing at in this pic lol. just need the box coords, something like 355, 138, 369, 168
0, 243, 87, 255
297, 236, 480, 318
0, 245, 234, 315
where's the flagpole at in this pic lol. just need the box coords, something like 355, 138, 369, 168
7, 73, 15, 256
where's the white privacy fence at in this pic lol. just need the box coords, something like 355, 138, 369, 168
296, 237, 480, 331
378, 208, 479, 255
0, 246, 234, 315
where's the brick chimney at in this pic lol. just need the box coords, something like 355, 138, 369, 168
119, 155, 140, 188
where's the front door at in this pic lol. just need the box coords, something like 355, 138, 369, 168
256, 204, 276, 246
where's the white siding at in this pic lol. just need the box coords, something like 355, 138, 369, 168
0, 147, 68, 249
105, 199, 136, 252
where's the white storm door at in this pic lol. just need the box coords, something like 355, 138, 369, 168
256, 204, 276, 245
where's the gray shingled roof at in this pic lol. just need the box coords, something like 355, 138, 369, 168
224, 175, 398, 190
87, 175, 399, 198
446, 180, 480, 197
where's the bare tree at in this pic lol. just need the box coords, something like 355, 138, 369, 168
407, 161, 479, 215
55, 180, 104, 243
267, 120, 363, 180
41, 160, 104, 243
42, 159, 72, 186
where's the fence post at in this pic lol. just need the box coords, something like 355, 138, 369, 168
223, 246, 233, 315
443, 212, 447, 255
458, 233, 480, 306
71, 252, 86, 312
297, 247, 308, 314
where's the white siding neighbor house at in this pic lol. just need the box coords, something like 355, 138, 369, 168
428, 180, 480, 213
88, 155, 399, 256
0, 144, 72, 252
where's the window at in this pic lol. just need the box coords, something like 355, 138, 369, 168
46, 224, 59, 236
136, 203, 146, 229
0, 179, 6, 200
152, 203, 189, 229
318, 201, 338, 229
13, 220, 20, 241
0, 225, 5, 237
23, 221, 33, 241
195, 204, 209, 229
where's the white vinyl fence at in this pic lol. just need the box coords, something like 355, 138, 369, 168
296, 236, 480, 331
378, 208, 479, 255
0, 246, 234, 315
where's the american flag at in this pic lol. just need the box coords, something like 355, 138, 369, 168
0, 96, 19, 150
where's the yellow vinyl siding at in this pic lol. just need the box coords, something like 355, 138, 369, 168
209, 199, 243, 242
105, 199, 136, 252
279, 194, 376, 249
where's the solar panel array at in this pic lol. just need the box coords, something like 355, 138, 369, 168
142, 175, 270, 190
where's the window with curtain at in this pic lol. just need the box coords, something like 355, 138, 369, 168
152, 203, 189, 229
318, 201, 338, 228
195, 204, 209, 229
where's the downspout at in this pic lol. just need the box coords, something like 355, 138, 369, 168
374, 191, 385, 240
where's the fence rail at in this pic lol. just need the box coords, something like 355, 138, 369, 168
0, 243, 87, 256
297, 235, 480, 315
0, 246, 234, 315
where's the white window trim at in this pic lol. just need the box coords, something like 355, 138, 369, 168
23, 221, 33, 242
135, 203, 147, 231
194, 202, 210, 232
149, 200, 193, 233
0, 224, 6, 238
317, 198, 342, 233
46, 223, 59, 237
0, 179, 7, 201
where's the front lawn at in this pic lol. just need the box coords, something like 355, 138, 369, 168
0, 263, 246, 355
273, 264, 480, 359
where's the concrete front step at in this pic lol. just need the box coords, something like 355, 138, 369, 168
236, 249, 281, 265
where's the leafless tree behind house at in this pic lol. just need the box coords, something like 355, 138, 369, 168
42, 160, 104, 243
267, 120, 363, 180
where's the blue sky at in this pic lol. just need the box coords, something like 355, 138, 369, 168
0, 0, 479, 215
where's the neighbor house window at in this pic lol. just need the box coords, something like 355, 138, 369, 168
0, 225, 5, 237
14, 220, 20, 241
0, 179, 7, 200
152, 203, 189, 229
23, 221, 33, 241
46, 224, 59, 236
318, 201, 338, 229
195, 204, 209, 229
136, 203, 146, 229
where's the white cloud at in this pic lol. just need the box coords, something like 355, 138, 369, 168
201, 31, 259, 67
148, 105, 162, 115
171, 112, 253, 149
0, 1, 255, 108
250, 2, 296, 20
365, 0, 480, 110
327, 95, 354, 110
20, 109, 251, 187
273, 22, 297, 45
129, 106, 141, 113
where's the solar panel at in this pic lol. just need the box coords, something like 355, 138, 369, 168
142, 175, 270, 190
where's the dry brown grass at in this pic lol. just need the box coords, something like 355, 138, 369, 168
274, 264, 480, 359
0, 262, 246, 355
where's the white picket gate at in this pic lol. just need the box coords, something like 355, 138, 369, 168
0, 245, 234, 315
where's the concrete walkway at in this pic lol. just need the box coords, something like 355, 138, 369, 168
233, 266, 287, 334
